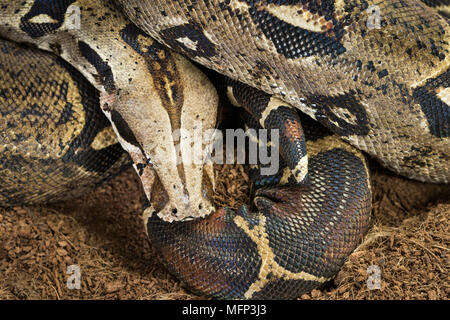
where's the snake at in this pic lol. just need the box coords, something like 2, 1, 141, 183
0, 0, 448, 299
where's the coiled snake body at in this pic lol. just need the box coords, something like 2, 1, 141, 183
0, 0, 448, 299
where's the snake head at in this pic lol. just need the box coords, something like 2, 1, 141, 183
101, 52, 219, 222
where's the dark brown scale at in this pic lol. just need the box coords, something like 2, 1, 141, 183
0, 38, 130, 205
117, 0, 449, 183
2, 0, 445, 301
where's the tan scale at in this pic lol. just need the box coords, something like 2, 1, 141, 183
0, 0, 219, 221
234, 215, 332, 299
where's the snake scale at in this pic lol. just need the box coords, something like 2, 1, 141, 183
0, 0, 448, 299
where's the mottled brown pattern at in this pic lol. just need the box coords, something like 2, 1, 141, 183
0, 0, 447, 300
119, 0, 450, 183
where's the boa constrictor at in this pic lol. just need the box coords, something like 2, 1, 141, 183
0, 0, 448, 299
